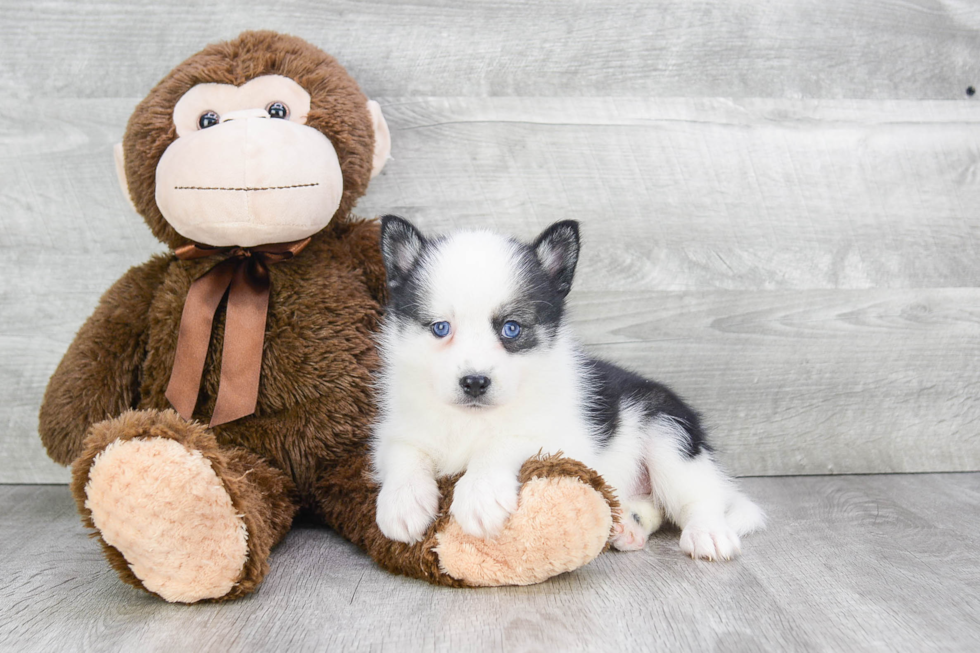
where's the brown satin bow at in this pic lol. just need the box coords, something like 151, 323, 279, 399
165, 238, 311, 427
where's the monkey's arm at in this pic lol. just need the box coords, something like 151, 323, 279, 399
343, 217, 389, 305
39, 254, 172, 465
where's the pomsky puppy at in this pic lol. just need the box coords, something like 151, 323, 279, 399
372, 216, 765, 560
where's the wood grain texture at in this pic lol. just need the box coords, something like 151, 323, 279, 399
367, 97, 980, 291
0, 97, 161, 484
3, 95, 978, 480
2, 476, 978, 652
2, 0, 980, 100
573, 289, 980, 476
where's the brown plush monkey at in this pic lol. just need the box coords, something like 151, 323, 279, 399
38, 31, 616, 603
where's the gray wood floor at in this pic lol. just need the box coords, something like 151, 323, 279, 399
2, 474, 978, 652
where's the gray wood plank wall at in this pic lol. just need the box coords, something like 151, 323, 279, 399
2, 0, 979, 482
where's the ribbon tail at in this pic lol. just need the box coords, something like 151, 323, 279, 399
209, 261, 271, 427
165, 260, 237, 420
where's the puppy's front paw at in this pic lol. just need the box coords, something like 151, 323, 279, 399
376, 476, 441, 544
450, 471, 519, 540
680, 519, 741, 561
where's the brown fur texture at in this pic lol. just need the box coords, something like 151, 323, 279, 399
38, 31, 615, 601
122, 31, 375, 250
40, 255, 171, 465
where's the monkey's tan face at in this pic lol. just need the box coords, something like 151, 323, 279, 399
154, 75, 343, 247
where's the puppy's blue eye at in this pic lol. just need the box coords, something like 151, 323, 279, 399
431, 321, 451, 338
501, 321, 521, 339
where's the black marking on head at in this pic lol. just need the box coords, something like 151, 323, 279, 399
380, 215, 425, 291
583, 358, 709, 458
491, 240, 571, 354
378, 215, 434, 327
532, 220, 580, 298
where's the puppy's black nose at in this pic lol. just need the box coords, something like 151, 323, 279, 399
460, 375, 491, 397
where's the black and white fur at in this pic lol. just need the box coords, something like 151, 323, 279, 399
372, 216, 765, 560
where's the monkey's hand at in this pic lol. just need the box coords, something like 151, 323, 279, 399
39, 255, 171, 465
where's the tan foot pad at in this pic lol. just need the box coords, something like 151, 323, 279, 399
85, 437, 248, 602
435, 476, 612, 586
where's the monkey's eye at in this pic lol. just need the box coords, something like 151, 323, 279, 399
198, 111, 220, 129
267, 101, 289, 119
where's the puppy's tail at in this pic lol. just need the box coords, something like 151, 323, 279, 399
726, 491, 767, 535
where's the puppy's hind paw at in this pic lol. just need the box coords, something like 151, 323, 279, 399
610, 517, 648, 551
610, 500, 662, 551
680, 521, 741, 561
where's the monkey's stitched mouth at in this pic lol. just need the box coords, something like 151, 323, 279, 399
174, 183, 320, 192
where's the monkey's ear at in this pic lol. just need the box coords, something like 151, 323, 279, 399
113, 143, 137, 212
367, 100, 391, 179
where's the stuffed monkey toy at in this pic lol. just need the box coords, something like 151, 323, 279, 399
38, 31, 616, 603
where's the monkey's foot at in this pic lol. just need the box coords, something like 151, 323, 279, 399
83, 435, 248, 602
434, 455, 615, 586
74, 410, 296, 602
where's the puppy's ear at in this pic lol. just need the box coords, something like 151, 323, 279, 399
380, 215, 426, 288
533, 220, 580, 297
